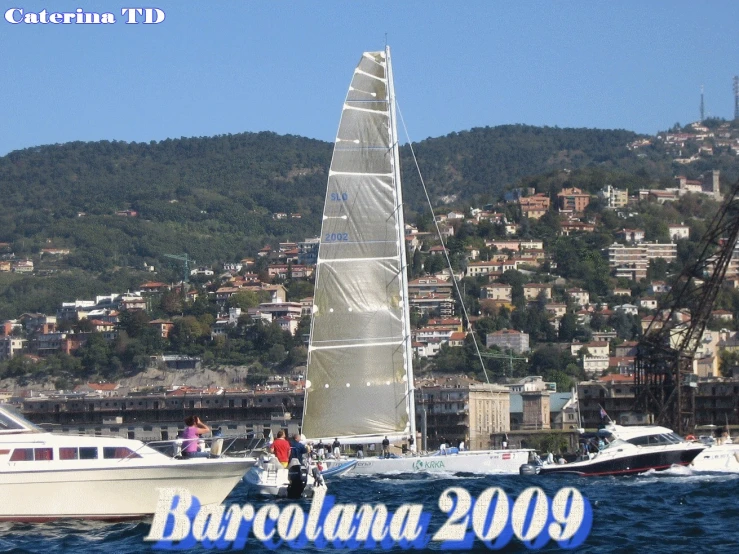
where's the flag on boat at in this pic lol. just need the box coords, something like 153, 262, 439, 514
599, 406, 608, 419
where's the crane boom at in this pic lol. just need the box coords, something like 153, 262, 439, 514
635, 178, 739, 434
164, 253, 194, 283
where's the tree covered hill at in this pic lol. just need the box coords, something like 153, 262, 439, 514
0, 123, 730, 319
400, 125, 642, 205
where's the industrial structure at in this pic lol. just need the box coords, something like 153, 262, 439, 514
635, 177, 739, 434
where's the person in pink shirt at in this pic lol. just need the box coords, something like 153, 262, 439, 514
182, 415, 210, 458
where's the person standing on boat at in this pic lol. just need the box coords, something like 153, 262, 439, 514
316, 439, 326, 460
502, 434, 508, 450
182, 415, 210, 458
332, 438, 341, 458
271, 430, 291, 468
382, 436, 390, 458
291, 433, 308, 463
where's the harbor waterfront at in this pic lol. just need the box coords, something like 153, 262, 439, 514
0, 471, 737, 552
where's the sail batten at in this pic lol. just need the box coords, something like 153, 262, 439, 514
329, 171, 392, 177
309, 339, 405, 351
317, 255, 400, 264
303, 47, 415, 444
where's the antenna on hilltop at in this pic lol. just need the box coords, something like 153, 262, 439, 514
734, 76, 739, 120
700, 85, 705, 122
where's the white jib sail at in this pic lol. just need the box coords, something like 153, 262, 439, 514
302, 47, 415, 446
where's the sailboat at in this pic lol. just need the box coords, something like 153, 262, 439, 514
302, 46, 531, 475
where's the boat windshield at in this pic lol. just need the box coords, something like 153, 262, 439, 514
0, 404, 43, 433
626, 432, 684, 446
602, 438, 629, 450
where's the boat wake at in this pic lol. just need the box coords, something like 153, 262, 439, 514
625, 465, 739, 486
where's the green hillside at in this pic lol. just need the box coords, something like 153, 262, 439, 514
0, 123, 734, 319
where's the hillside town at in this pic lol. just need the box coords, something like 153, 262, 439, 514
2, 163, 739, 447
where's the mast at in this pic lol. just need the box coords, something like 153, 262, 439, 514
386, 46, 417, 451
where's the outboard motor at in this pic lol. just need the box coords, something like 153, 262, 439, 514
519, 463, 540, 476
286, 458, 307, 499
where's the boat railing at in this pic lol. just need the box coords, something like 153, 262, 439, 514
145, 434, 267, 459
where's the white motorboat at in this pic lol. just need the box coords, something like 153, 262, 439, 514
300, 46, 530, 476
0, 404, 255, 521
690, 433, 739, 472
520, 423, 705, 476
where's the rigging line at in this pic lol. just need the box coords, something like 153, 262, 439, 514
395, 101, 490, 384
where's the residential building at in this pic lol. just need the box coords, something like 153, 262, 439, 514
545, 303, 567, 319
523, 283, 553, 302
149, 319, 174, 339
668, 224, 690, 241
559, 220, 596, 235
297, 238, 320, 265
601, 185, 629, 209
0, 336, 25, 360
254, 301, 302, 322
486, 329, 530, 354
408, 277, 454, 297
518, 194, 550, 219
616, 228, 645, 243
566, 288, 589, 307
481, 283, 512, 302
608, 242, 677, 281
466, 260, 516, 277
557, 187, 590, 214
505, 375, 557, 393
12, 260, 33, 273
409, 293, 455, 317
639, 297, 658, 310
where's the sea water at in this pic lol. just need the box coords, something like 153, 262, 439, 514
1, 468, 737, 553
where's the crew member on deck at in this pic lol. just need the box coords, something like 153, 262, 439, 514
291, 433, 308, 462
332, 438, 341, 458
316, 439, 326, 460
382, 436, 390, 458
271, 430, 291, 468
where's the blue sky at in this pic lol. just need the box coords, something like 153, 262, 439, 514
2, 1, 739, 155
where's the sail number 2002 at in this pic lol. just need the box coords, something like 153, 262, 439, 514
324, 233, 349, 242
432, 486, 592, 549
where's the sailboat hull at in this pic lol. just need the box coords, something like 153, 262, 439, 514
352, 449, 531, 475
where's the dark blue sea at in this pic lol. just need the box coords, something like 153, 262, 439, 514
1, 468, 738, 553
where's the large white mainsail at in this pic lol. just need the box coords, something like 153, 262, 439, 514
302, 47, 415, 447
